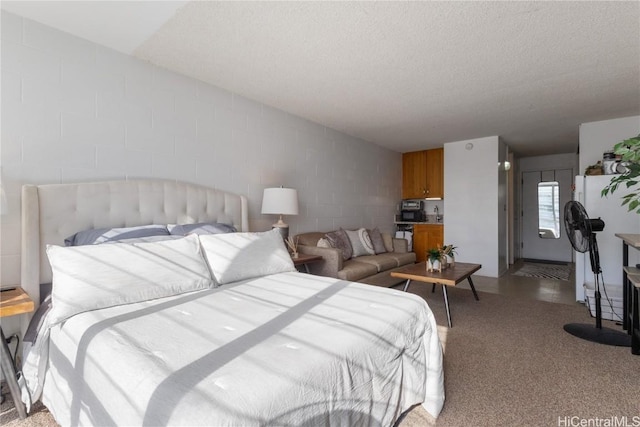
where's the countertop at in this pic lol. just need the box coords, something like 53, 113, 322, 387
615, 233, 640, 248
394, 221, 444, 225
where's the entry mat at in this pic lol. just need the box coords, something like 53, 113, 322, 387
513, 262, 572, 281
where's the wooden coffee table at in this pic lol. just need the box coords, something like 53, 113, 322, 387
391, 262, 481, 327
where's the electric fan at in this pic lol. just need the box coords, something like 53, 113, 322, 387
563, 201, 631, 346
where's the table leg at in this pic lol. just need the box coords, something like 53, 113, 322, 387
0, 327, 27, 419
633, 285, 639, 355
303, 264, 310, 274
431, 283, 436, 293
402, 279, 411, 292
623, 241, 629, 331
442, 285, 452, 328
467, 276, 480, 301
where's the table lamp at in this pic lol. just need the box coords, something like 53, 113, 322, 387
261, 187, 298, 239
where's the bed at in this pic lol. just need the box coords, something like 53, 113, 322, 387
19, 179, 444, 426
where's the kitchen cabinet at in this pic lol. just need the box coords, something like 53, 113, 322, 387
413, 224, 444, 262
402, 148, 443, 199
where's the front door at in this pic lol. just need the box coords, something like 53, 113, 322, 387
521, 169, 573, 262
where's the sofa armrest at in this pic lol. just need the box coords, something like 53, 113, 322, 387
297, 245, 343, 278
392, 238, 409, 253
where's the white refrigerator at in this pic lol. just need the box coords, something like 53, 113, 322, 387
574, 175, 640, 302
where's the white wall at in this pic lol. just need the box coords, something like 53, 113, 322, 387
579, 115, 640, 172
517, 152, 578, 257
519, 153, 578, 172
444, 136, 504, 277
576, 116, 640, 301
497, 139, 507, 274
0, 11, 402, 288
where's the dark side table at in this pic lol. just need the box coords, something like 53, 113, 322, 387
1, 287, 34, 419
292, 254, 323, 273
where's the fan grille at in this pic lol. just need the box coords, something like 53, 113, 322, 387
564, 201, 591, 253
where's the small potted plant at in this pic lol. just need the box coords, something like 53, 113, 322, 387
601, 134, 640, 213
426, 248, 442, 272
441, 244, 457, 267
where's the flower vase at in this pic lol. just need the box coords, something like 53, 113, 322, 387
445, 254, 455, 267
427, 259, 441, 272
292, 251, 299, 259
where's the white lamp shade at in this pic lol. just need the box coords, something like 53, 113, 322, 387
261, 188, 299, 216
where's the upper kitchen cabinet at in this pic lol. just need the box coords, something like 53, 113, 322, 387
402, 148, 444, 199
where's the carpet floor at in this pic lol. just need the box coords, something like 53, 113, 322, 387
400, 284, 639, 426
2, 286, 638, 427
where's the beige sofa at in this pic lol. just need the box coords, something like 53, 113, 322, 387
295, 231, 416, 287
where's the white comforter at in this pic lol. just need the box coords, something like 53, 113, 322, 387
24, 272, 444, 426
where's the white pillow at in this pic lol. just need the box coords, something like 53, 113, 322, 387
317, 237, 332, 248
47, 234, 213, 325
199, 229, 296, 285
345, 228, 376, 257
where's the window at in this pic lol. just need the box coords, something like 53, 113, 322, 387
538, 181, 560, 239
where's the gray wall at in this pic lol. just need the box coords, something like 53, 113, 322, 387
0, 11, 402, 286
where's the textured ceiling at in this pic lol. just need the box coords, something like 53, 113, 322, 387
3, 1, 639, 156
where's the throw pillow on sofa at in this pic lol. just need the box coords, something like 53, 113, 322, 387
317, 237, 332, 248
368, 228, 388, 254
345, 228, 376, 257
325, 229, 353, 260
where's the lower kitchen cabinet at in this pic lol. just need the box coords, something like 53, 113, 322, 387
413, 224, 444, 263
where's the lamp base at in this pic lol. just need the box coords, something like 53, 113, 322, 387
272, 225, 289, 240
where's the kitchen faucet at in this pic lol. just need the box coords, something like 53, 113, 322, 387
434, 206, 441, 222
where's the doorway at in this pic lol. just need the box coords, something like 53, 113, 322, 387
521, 169, 573, 262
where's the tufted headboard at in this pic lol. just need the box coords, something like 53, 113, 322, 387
21, 179, 248, 307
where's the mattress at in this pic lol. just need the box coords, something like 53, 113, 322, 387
26, 272, 444, 426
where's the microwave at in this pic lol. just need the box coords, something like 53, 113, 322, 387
400, 200, 426, 222
400, 209, 427, 222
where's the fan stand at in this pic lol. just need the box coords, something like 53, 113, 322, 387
564, 234, 631, 347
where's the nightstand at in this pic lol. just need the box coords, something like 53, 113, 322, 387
292, 254, 323, 274
1, 287, 35, 419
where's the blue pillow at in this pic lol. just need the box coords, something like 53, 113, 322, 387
168, 222, 237, 236
64, 224, 170, 246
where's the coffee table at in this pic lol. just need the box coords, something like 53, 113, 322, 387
391, 262, 481, 327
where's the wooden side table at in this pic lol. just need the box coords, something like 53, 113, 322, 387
292, 254, 323, 274
615, 233, 640, 355
1, 287, 35, 419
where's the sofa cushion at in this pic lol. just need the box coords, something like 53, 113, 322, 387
337, 260, 378, 282
382, 233, 394, 252
386, 252, 417, 267
355, 254, 399, 272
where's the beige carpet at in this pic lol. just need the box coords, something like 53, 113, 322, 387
401, 284, 640, 426
2, 286, 639, 427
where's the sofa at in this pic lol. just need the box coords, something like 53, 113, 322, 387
295, 229, 416, 287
